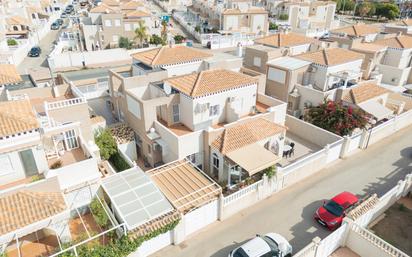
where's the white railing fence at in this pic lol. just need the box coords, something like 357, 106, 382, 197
223, 180, 263, 207
46, 97, 87, 110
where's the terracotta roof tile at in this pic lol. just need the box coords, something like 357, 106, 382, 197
120, 0, 144, 9
165, 69, 257, 98
89, 3, 118, 13
212, 118, 286, 154
0, 100, 39, 138
148, 160, 221, 213
0, 64, 22, 85
254, 32, 314, 48
102, 0, 121, 6
0, 191, 66, 235
351, 43, 387, 53
125, 10, 150, 17
374, 35, 412, 49
331, 24, 381, 37
296, 48, 364, 66
131, 45, 212, 66
6, 16, 31, 26
342, 82, 389, 104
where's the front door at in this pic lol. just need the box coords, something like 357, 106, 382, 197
19, 149, 38, 177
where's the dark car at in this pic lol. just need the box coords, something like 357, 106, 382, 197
51, 21, 60, 30
57, 18, 64, 25
61, 12, 68, 18
314, 192, 358, 230
28, 46, 41, 57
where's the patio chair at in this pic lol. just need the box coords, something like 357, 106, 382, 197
289, 142, 295, 149
283, 150, 290, 158
288, 148, 295, 158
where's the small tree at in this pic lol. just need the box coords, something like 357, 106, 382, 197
7, 38, 17, 46
194, 25, 201, 33
376, 3, 400, 20
134, 20, 148, 47
173, 34, 185, 44
95, 129, 117, 160
356, 2, 372, 17
90, 198, 110, 228
161, 20, 168, 43
304, 100, 369, 136
118, 37, 132, 49
264, 165, 277, 179
278, 14, 289, 20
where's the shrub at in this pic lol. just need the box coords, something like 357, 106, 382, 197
7, 38, 17, 46
149, 34, 164, 46
278, 14, 288, 20
264, 165, 276, 179
118, 37, 133, 49
50, 160, 63, 169
304, 100, 369, 136
269, 22, 278, 30
90, 198, 110, 229
194, 25, 201, 33
31, 175, 43, 182
95, 129, 118, 160
173, 34, 185, 44
109, 152, 131, 172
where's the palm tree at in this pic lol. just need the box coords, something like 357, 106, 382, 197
134, 20, 148, 48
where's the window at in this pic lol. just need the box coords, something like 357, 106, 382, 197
114, 19, 121, 27
0, 154, 14, 175
64, 129, 78, 149
253, 56, 261, 67
147, 144, 152, 155
267, 67, 286, 83
172, 104, 180, 123
126, 95, 141, 119
212, 153, 219, 168
104, 19, 112, 27
133, 23, 139, 29
124, 23, 131, 31
112, 35, 119, 42
209, 104, 220, 117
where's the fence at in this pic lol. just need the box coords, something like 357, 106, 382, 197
46, 97, 87, 110
223, 180, 263, 207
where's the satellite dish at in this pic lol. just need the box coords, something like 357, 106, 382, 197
164, 83, 172, 95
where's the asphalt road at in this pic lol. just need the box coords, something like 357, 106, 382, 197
154, 125, 412, 257
17, 28, 60, 74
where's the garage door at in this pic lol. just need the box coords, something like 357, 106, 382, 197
184, 199, 218, 237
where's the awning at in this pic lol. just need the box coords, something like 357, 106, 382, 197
226, 143, 281, 176
358, 100, 393, 121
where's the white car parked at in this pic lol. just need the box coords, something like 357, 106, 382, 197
228, 233, 292, 257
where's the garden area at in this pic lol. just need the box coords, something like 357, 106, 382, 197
95, 128, 131, 172
371, 196, 412, 256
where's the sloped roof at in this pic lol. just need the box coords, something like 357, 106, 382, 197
212, 118, 286, 154
131, 45, 212, 66
0, 191, 66, 235
0, 100, 39, 137
6, 16, 31, 26
296, 48, 364, 66
331, 24, 381, 37
102, 0, 121, 6
148, 160, 221, 213
351, 43, 387, 53
342, 82, 390, 104
165, 69, 257, 98
125, 10, 150, 17
121, 0, 144, 10
374, 35, 412, 49
254, 32, 314, 48
89, 3, 118, 13
0, 64, 22, 85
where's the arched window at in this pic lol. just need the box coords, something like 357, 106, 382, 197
13, 25, 19, 31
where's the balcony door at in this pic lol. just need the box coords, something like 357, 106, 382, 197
64, 129, 79, 150
19, 149, 38, 177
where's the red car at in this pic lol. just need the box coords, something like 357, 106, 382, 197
314, 192, 358, 230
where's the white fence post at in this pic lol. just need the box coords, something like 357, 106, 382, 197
312, 237, 321, 257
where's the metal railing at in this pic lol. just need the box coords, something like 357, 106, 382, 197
46, 97, 87, 110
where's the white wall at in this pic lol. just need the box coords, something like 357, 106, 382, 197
376, 64, 411, 87
163, 61, 203, 77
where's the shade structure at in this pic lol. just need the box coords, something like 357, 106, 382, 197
148, 160, 221, 213
358, 100, 393, 121
226, 143, 281, 176
101, 167, 174, 230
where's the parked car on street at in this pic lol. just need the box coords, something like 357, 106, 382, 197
229, 233, 292, 257
28, 46, 41, 57
314, 191, 358, 230
60, 12, 68, 18
50, 21, 60, 30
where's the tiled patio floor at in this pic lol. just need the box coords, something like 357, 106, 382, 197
69, 213, 108, 245
7, 235, 59, 257
48, 148, 86, 168
279, 132, 322, 167
158, 119, 192, 136
329, 247, 360, 257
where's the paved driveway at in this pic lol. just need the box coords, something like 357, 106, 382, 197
154, 125, 412, 257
